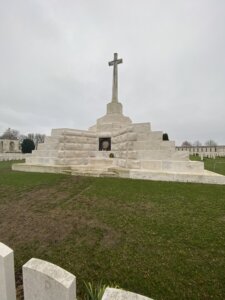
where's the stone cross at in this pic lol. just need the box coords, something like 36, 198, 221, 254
108, 53, 123, 103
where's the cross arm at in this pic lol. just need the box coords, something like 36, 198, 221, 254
108, 59, 123, 66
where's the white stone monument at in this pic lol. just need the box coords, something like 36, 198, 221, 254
13, 53, 225, 185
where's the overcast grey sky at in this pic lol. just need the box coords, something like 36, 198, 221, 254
0, 0, 225, 145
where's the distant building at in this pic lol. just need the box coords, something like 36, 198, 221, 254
176, 145, 225, 158
0, 139, 20, 153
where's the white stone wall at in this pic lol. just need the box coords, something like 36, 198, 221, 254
0, 153, 29, 161
0, 139, 20, 153
0, 242, 153, 300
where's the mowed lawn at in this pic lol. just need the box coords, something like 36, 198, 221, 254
0, 159, 225, 300
190, 155, 225, 176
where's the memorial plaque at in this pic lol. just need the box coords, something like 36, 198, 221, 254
99, 137, 111, 151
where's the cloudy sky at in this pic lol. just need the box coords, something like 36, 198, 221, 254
0, 0, 225, 145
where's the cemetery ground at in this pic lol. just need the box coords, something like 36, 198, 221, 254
0, 159, 225, 300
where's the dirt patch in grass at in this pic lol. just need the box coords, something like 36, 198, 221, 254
0, 177, 121, 299
0, 184, 72, 246
0, 181, 121, 248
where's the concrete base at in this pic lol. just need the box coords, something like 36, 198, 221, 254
12, 163, 225, 185
12, 163, 71, 174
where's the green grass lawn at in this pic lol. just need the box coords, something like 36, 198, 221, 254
190, 155, 225, 176
1, 160, 225, 299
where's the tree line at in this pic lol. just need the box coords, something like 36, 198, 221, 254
181, 140, 217, 147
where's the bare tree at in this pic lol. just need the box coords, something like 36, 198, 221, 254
181, 141, 192, 147
18, 134, 27, 144
27, 133, 46, 149
0, 128, 19, 140
205, 140, 217, 146
27, 133, 35, 141
193, 140, 202, 146
35, 134, 45, 144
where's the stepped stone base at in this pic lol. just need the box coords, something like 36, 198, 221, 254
12, 162, 225, 185
12, 103, 225, 185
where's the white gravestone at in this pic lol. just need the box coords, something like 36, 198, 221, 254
23, 258, 76, 300
102, 287, 154, 300
0, 242, 16, 300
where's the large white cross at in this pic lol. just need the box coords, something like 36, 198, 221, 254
108, 53, 123, 103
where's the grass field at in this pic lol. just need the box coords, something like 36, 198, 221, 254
190, 155, 225, 176
1, 159, 225, 299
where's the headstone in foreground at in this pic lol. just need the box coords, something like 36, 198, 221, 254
0, 242, 16, 300
23, 258, 76, 300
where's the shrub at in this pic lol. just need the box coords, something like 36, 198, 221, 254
21, 139, 35, 153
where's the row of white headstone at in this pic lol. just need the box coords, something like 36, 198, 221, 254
0, 242, 153, 300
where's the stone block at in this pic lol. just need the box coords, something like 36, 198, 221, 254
160, 141, 175, 149
136, 150, 173, 160
126, 159, 141, 169
136, 133, 150, 141
0, 242, 16, 300
102, 287, 153, 300
88, 158, 114, 167
148, 131, 163, 140
107, 101, 122, 114
23, 258, 76, 300
161, 160, 204, 173
141, 160, 162, 170
131, 123, 151, 133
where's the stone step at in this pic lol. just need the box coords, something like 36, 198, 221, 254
26, 157, 89, 166
132, 140, 175, 150
140, 160, 204, 172
111, 150, 188, 160
112, 140, 176, 151
37, 143, 61, 151
71, 166, 116, 177
62, 136, 97, 144
62, 143, 98, 151
31, 150, 59, 157
37, 142, 98, 151
88, 158, 114, 166
114, 158, 204, 172
51, 128, 97, 138
136, 131, 163, 141
131, 122, 151, 133
31, 150, 96, 158
26, 157, 59, 165
136, 150, 189, 160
